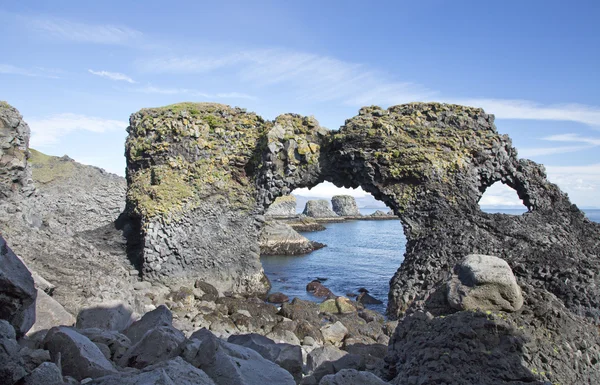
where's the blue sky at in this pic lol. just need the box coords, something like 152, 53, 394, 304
1, 1, 599, 207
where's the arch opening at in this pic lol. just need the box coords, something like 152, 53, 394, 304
259, 182, 406, 314
478, 181, 528, 215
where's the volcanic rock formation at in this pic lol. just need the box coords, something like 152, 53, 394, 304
302, 199, 338, 218
331, 195, 360, 216
265, 195, 297, 217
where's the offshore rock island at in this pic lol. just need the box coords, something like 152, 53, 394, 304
1, 100, 600, 384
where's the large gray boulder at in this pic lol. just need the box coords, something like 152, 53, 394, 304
182, 328, 295, 385
331, 195, 360, 216
43, 326, 117, 380
79, 328, 132, 363
124, 305, 172, 344
0, 235, 37, 336
27, 289, 76, 341
303, 200, 338, 218
118, 325, 185, 369
265, 195, 297, 217
228, 333, 303, 381
89, 357, 215, 385
21, 362, 64, 385
0, 319, 28, 384
319, 369, 388, 385
306, 345, 348, 373
447, 254, 523, 312
76, 301, 134, 331
259, 221, 325, 255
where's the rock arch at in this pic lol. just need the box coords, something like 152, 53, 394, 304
124, 102, 600, 320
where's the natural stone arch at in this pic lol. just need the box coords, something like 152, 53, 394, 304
124, 102, 600, 323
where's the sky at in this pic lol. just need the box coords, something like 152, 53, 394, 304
1, 1, 599, 207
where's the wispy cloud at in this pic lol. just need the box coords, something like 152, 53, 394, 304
137, 49, 435, 106
127, 85, 256, 100
0, 64, 60, 78
26, 16, 142, 45
88, 69, 135, 83
546, 164, 600, 207
28, 114, 127, 147
457, 99, 600, 127
293, 181, 370, 198
518, 133, 600, 158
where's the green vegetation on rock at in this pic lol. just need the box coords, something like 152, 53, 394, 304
28, 148, 75, 184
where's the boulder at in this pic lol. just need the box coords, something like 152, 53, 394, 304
79, 328, 132, 362
0, 235, 37, 335
320, 321, 348, 345
21, 362, 63, 385
267, 292, 289, 304
265, 195, 297, 217
43, 326, 117, 380
228, 333, 303, 381
357, 292, 383, 305
259, 221, 325, 255
319, 369, 388, 385
304, 354, 365, 384
118, 325, 185, 369
319, 299, 338, 313
265, 329, 301, 346
182, 328, 295, 385
0, 320, 28, 384
447, 254, 523, 312
335, 296, 357, 313
194, 281, 219, 302
27, 289, 76, 341
88, 357, 215, 385
306, 345, 348, 373
331, 195, 360, 216
307, 280, 334, 298
124, 305, 172, 344
76, 301, 134, 331
303, 200, 338, 218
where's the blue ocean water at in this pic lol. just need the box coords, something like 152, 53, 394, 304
261, 208, 600, 314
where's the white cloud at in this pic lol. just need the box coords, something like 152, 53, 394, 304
545, 164, 600, 207
479, 182, 526, 207
518, 145, 594, 157
457, 99, 600, 127
543, 133, 600, 145
137, 49, 435, 106
28, 113, 127, 147
88, 69, 135, 83
27, 16, 142, 45
127, 85, 255, 100
0, 64, 60, 78
293, 181, 369, 198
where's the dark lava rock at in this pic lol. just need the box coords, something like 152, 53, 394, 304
267, 292, 289, 304
357, 293, 383, 305
306, 280, 335, 298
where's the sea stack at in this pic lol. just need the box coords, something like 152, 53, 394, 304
331, 195, 360, 216
265, 195, 297, 217
302, 199, 338, 218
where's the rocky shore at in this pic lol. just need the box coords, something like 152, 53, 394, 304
2, 100, 600, 384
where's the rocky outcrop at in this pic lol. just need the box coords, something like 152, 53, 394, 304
447, 254, 523, 312
259, 221, 325, 255
331, 195, 360, 216
265, 195, 297, 217
0, 101, 34, 200
0, 235, 37, 336
302, 200, 338, 218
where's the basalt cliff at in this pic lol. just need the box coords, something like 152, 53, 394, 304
1, 101, 599, 384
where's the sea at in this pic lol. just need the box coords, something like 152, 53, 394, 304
261, 208, 600, 314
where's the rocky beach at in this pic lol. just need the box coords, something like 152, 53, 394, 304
1, 100, 600, 384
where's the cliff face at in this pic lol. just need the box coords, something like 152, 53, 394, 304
302, 199, 338, 218
0, 101, 34, 200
